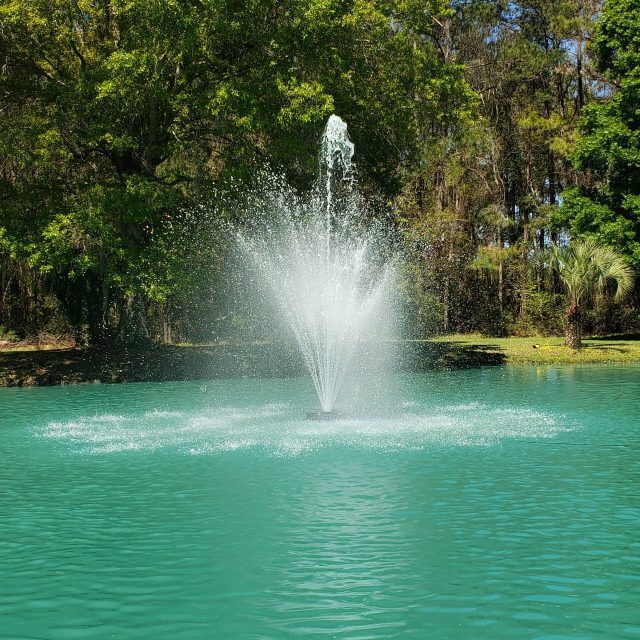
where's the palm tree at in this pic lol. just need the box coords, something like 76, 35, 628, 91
537, 239, 634, 348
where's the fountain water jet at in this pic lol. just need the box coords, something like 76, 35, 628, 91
238, 115, 397, 413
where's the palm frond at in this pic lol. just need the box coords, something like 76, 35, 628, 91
594, 245, 634, 301
535, 238, 635, 306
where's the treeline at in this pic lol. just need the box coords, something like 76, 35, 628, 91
0, 0, 638, 345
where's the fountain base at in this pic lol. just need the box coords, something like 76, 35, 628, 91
306, 410, 347, 421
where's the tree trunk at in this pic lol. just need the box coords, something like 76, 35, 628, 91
118, 293, 150, 344
565, 304, 582, 348
163, 301, 172, 344
443, 275, 450, 333
86, 270, 108, 345
498, 255, 504, 314
576, 33, 584, 113
519, 203, 530, 321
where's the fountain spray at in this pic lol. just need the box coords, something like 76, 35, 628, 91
238, 116, 396, 413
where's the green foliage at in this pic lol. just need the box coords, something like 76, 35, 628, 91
561, 0, 640, 268
557, 189, 640, 266
400, 265, 446, 337
1, 0, 639, 345
537, 238, 634, 307
0, 0, 476, 343
593, 0, 640, 76
510, 289, 566, 337
0, 326, 19, 342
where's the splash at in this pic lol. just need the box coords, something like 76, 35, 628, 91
38, 402, 569, 456
238, 116, 396, 412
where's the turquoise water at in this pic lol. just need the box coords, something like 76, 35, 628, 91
1, 366, 639, 639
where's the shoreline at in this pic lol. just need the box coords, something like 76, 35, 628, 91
1, 336, 640, 387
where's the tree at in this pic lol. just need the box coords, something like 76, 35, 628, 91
400, 0, 598, 335
560, 0, 640, 270
537, 238, 634, 347
0, 0, 473, 344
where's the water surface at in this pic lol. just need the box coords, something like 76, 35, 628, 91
1, 366, 639, 638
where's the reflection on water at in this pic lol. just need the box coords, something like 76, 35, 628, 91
1, 366, 639, 639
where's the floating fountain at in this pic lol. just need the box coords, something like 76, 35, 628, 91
239, 115, 396, 414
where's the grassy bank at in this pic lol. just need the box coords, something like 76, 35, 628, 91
1, 335, 640, 387
430, 334, 640, 365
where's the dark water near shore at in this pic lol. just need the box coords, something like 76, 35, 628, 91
1, 365, 639, 639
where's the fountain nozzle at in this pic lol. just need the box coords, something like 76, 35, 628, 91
306, 410, 347, 421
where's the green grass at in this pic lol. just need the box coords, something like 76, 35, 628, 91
429, 334, 640, 365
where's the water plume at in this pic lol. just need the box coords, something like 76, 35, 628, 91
238, 115, 397, 412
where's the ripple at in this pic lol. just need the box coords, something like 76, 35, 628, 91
3, 368, 638, 639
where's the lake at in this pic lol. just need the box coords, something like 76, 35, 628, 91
1, 365, 639, 639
